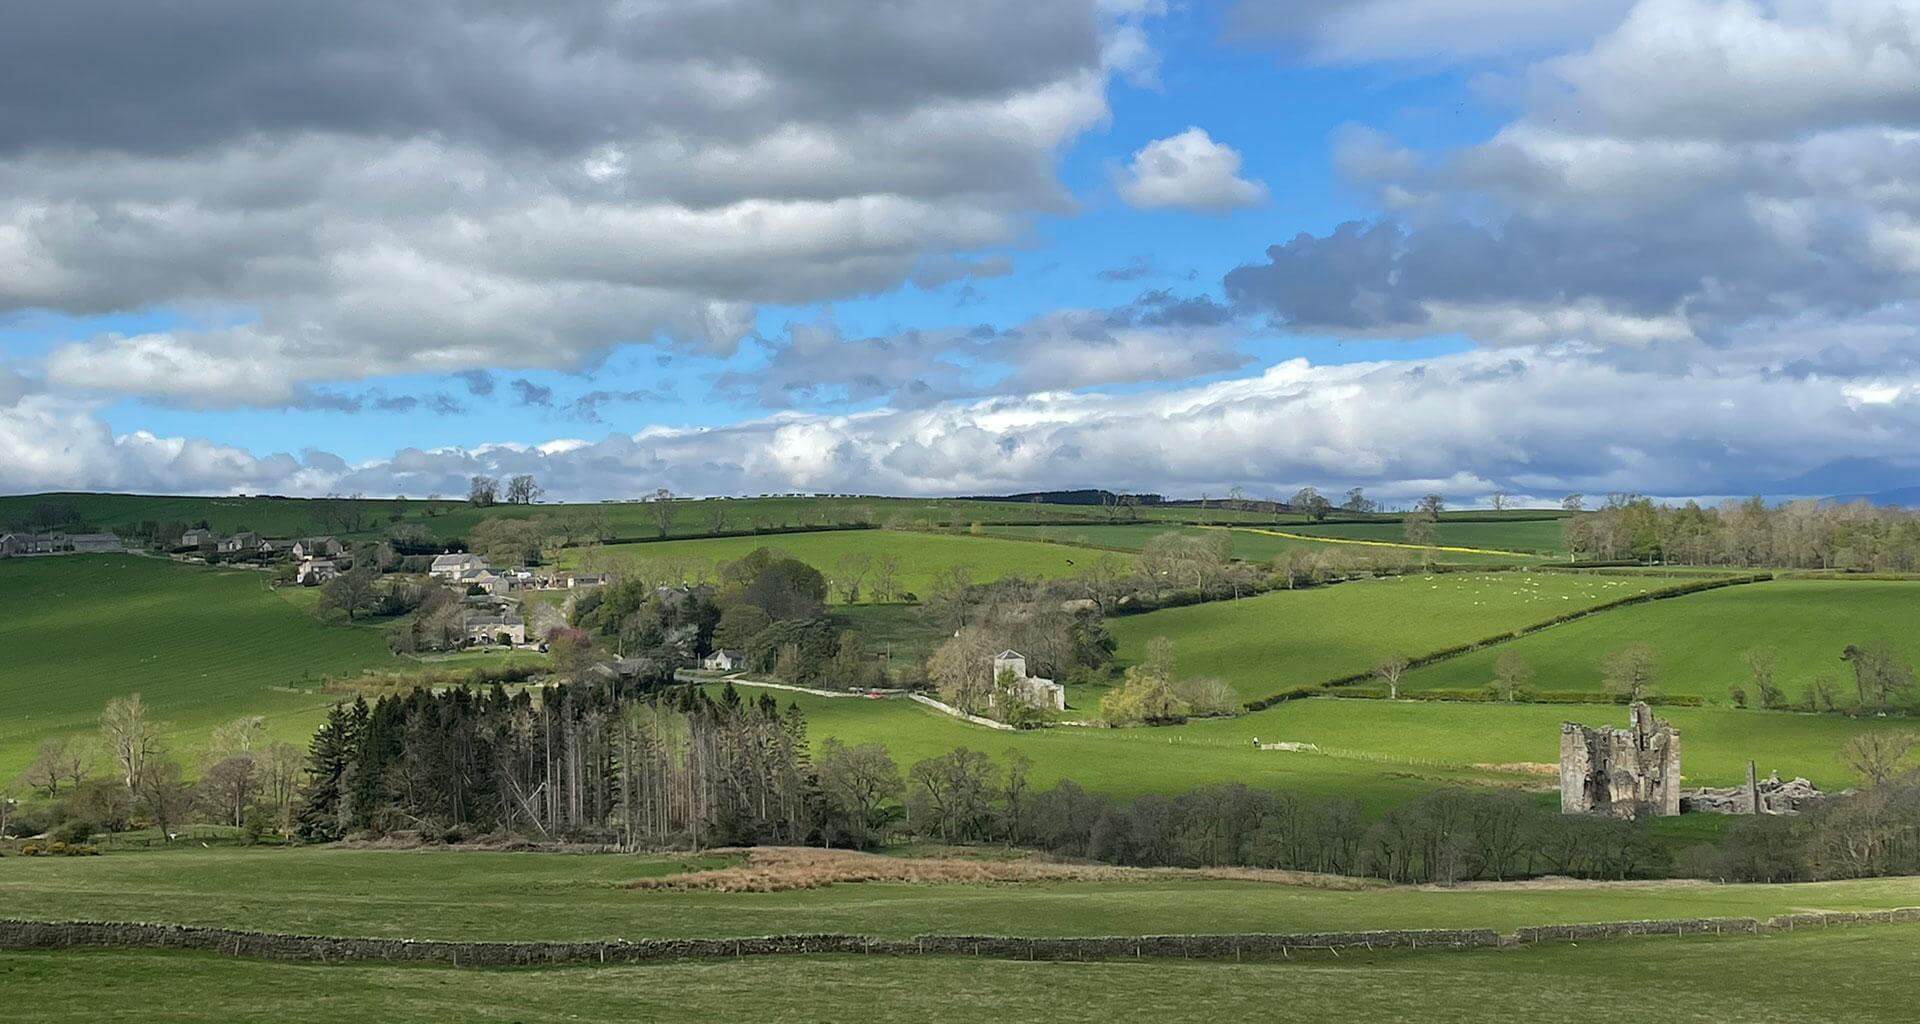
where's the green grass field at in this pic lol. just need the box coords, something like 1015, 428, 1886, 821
983, 523, 1541, 566
5, 845, 1920, 942
1103, 571, 1679, 704
557, 529, 1120, 602
6, 925, 1915, 1024
1403, 578, 1920, 700
0, 556, 402, 780
1288, 517, 1572, 555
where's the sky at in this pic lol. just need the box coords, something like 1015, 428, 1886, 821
5, 0, 1920, 506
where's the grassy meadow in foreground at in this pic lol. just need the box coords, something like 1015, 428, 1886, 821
0, 556, 401, 780
1103, 571, 1680, 703
7, 926, 1915, 1024
5, 845, 1920, 942
558, 529, 1121, 601
1405, 578, 1920, 699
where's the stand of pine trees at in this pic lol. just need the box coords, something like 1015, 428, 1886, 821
297, 681, 811, 849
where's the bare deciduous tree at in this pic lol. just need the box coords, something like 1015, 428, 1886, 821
1843, 732, 1916, 788
100, 694, 160, 799
1374, 656, 1409, 700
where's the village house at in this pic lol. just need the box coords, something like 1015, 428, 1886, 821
296, 558, 340, 585
986, 650, 1067, 712
702, 649, 744, 673
179, 528, 214, 548
291, 537, 344, 560
429, 552, 489, 582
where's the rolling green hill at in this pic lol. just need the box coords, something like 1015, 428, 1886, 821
1103, 571, 1679, 704
982, 523, 1542, 566
556, 529, 1122, 602
1402, 578, 1920, 700
0, 555, 402, 780
1287, 517, 1571, 556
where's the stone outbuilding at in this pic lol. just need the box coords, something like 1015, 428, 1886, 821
1560, 702, 1681, 818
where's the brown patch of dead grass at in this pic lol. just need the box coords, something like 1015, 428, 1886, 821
626, 846, 1381, 894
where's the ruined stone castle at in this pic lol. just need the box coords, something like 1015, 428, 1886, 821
1559, 702, 1682, 818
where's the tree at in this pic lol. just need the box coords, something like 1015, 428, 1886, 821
1841, 732, 1915, 788
1562, 494, 1585, 512
136, 757, 193, 841
197, 754, 260, 827
1416, 494, 1445, 516
1842, 642, 1917, 712
1490, 653, 1533, 702
1601, 643, 1659, 703
468, 475, 499, 507
1741, 647, 1786, 709
872, 554, 902, 603
1289, 487, 1332, 521
504, 474, 544, 505
100, 694, 160, 800
320, 565, 381, 621
928, 629, 995, 713
815, 739, 901, 848
469, 516, 545, 567
1341, 487, 1377, 515
23, 737, 86, 797
651, 488, 674, 538
1489, 491, 1511, 511
906, 748, 999, 843
1374, 656, 1409, 700
832, 552, 870, 604
1402, 508, 1437, 547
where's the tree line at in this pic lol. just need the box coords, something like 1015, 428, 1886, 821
1565, 495, 1920, 569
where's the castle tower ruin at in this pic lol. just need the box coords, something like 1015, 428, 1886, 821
1559, 702, 1681, 818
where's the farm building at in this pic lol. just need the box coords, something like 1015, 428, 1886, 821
987, 650, 1066, 712
217, 532, 266, 555
179, 528, 214, 547
0, 532, 123, 556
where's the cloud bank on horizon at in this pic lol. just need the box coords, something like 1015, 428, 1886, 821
4, 0, 1920, 504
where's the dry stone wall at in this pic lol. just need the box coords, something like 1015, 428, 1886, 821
4, 909, 1919, 967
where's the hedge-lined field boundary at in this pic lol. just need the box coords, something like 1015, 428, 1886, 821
4, 907, 1917, 967
1244, 573, 1774, 711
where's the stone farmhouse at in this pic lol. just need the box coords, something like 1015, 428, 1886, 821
217, 531, 268, 555
986, 650, 1067, 712
179, 528, 214, 548
461, 608, 526, 646
1560, 703, 1681, 818
429, 552, 489, 581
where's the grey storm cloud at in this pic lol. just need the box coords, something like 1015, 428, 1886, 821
9, 0, 1133, 405
1224, 1, 1920, 353
509, 379, 555, 408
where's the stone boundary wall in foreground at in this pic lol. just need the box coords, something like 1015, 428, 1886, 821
4, 909, 1918, 967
